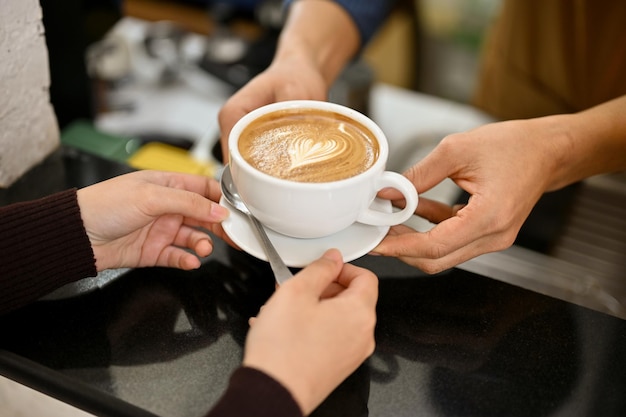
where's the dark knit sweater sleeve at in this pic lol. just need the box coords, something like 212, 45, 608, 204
206, 367, 303, 417
0, 189, 97, 315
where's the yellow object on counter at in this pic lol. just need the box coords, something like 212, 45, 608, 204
127, 142, 219, 178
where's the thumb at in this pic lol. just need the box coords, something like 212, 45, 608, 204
291, 249, 344, 296
404, 139, 459, 195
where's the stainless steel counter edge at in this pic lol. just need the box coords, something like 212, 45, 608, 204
459, 245, 626, 319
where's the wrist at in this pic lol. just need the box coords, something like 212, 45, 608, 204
543, 97, 626, 191
277, 0, 359, 86
76, 188, 108, 272
530, 113, 582, 192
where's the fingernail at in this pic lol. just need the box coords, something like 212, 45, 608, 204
211, 204, 230, 220
323, 248, 343, 262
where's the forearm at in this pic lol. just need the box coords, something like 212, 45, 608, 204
0, 190, 97, 315
546, 95, 626, 190
276, 0, 360, 88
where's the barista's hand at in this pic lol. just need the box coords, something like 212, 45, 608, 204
77, 170, 230, 271
217, 55, 327, 161
217, 0, 360, 161
243, 249, 378, 415
372, 116, 570, 273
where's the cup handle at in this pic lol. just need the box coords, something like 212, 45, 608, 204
357, 171, 418, 226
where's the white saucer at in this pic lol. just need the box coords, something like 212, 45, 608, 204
220, 196, 391, 268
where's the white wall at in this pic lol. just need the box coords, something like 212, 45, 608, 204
0, 0, 60, 187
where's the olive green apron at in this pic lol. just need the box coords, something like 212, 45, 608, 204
472, 0, 626, 120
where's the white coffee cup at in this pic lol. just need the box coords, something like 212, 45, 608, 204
228, 100, 418, 239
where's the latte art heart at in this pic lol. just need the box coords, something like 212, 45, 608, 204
238, 108, 380, 182
288, 137, 347, 170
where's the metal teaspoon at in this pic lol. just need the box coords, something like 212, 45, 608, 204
220, 165, 294, 285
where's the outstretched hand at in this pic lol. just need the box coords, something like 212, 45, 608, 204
243, 249, 378, 415
77, 170, 230, 271
373, 117, 566, 273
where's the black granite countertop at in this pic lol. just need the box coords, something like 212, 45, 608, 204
1, 148, 625, 417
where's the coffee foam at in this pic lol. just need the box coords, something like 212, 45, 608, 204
238, 109, 379, 182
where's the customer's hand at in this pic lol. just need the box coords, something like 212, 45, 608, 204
77, 170, 229, 271
243, 249, 378, 415
372, 116, 572, 273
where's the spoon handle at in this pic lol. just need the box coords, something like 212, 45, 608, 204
247, 214, 293, 285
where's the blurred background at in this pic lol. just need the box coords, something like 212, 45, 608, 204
40, 0, 501, 174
